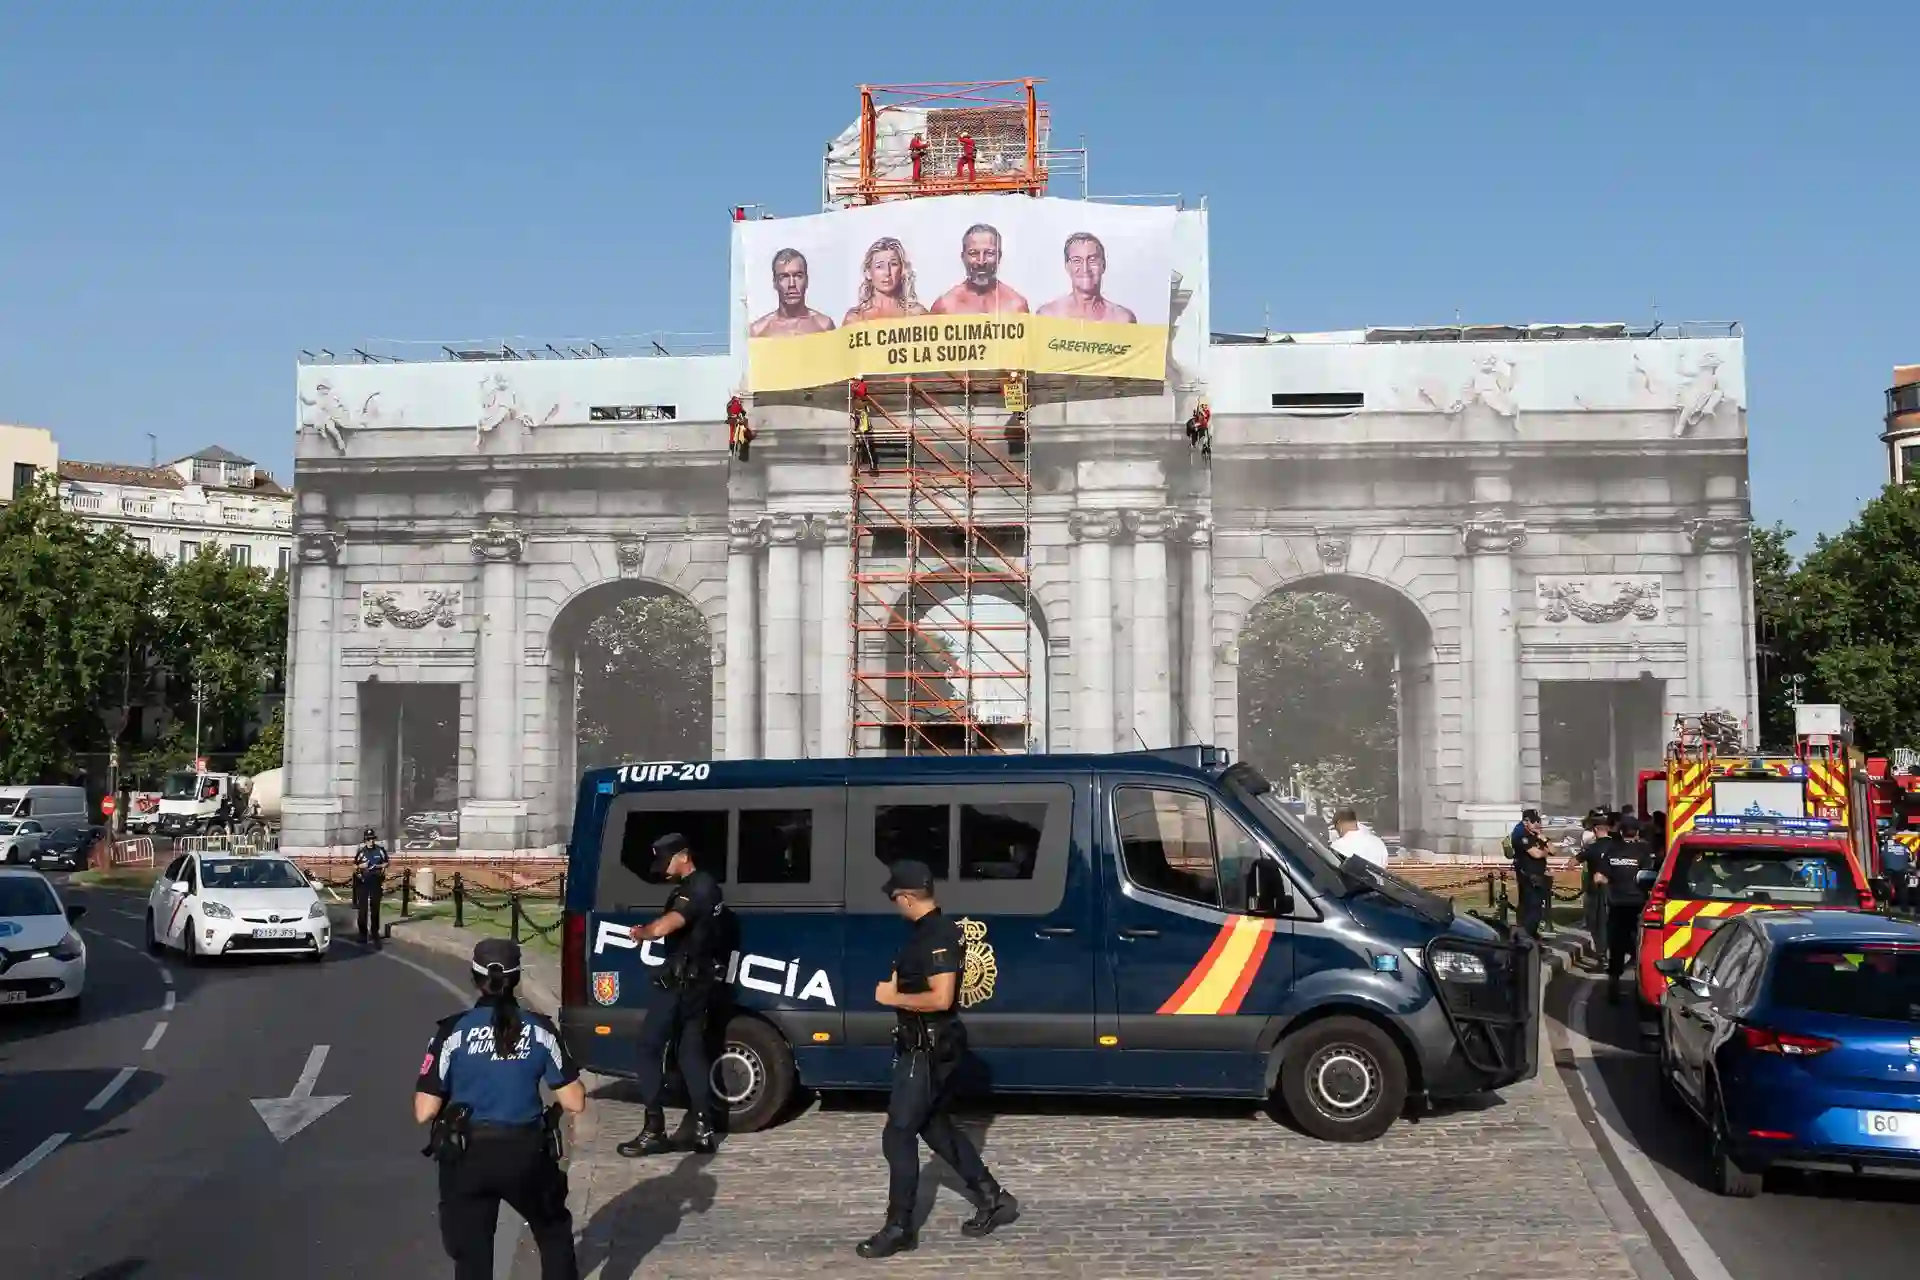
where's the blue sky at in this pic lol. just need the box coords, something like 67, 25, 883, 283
1, 3, 1911, 546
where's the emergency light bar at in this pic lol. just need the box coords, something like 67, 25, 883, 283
1692, 815, 1837, 835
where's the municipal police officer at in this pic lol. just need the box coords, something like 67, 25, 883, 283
617, 832, 726, 1158
1585, 814, 1653, 1003
416, 938, 584, 1280
857, 859, 1019, 1260
353, 828, 390, 947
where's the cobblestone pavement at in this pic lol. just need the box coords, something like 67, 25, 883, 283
554, 1050, 1652, 1280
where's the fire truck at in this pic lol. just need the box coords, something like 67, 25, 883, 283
1635, 704, 1881, 1011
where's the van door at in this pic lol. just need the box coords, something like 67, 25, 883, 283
1101, 778, 1291, 1094
844, 780, 1097, 1090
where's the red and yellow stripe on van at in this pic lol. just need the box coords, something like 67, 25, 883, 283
1653, 898, 1778, 961
1158, 916, 1277, 1016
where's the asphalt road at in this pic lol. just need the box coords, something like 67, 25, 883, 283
0, 879, 480, 1280
1570, 963, 1920, 1280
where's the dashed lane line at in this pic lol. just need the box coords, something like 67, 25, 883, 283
142, 1022, 168, 1051
1567, 978, 1736, 1280
162, 992, 176, 1012
84, 1067, 138, 1113
0, 1134, 70, 1193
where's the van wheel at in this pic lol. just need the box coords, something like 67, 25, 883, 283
711, 1016, 795, 1134
1279, 1016, 1408, 1143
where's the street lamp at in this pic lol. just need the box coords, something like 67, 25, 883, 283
1782, 673, 1807, 707
192, 676, 207, 764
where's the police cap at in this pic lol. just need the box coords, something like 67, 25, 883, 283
471, 937, 521, 979
649, 832, 691, 877
882, 859, 936, 897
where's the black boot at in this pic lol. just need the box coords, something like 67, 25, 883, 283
691, 1116, 718, 1155
856, 1213, 918, 1259
616, 1110, 673, 1158
1606, 977, 1621, 1005
961, 1175, 1019, 1238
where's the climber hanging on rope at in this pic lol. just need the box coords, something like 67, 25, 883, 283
1184, 401, 1212, 459
851, 377, 877, 474
727, 394, 754, 463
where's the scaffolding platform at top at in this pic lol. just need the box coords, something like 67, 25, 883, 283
825, 79, 1064, 207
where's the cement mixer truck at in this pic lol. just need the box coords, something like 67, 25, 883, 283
154, 766, 282, 845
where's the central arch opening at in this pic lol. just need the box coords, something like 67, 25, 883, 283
1235, 577, 1437, 851
549, 582, 713, 790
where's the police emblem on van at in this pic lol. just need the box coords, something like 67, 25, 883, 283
592, 971, 620, 1006
957, 917, 997, 1009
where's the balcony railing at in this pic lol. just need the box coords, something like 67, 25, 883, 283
59, 491, 291, 530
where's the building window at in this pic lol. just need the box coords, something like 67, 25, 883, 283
1901, 444, 1920, 484
192, 460, 222, 486
11, 462, 36, 496
179, 541, 200, 563
229, 544, 251, 567
134, 537, 152, 555
278, 546, 292, 574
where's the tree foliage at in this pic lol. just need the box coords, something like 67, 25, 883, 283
1756, 486, 1920, 753
238, 703, 284, 775
0, 477, 165, 781
575, 592, 711, 770
1236, 591, 1399, 824
152, 545, 288, 757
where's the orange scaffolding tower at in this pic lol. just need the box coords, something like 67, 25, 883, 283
839, 80, 1045, 754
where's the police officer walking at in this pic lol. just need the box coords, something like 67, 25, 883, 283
353, 827, 390, 947
617, 833, 726, 1159
416, 938, 584, 1280
857, 859, 1018, 1260
1584, 814, 1653, 1003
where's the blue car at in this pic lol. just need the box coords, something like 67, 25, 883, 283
1656, 909, 1920, 1196
558, 747, 1540, 1142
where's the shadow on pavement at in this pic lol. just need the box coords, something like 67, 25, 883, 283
575, 1152, 717, 1280
75, 1262, 148, 1280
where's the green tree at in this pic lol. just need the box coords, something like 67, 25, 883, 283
1236, 591, 1399, 824
1751, 520, 1801, 748
0, 476, 165, 781
238, 703, 284, 775
575, 592, 710, 771
152, 545, 288, 757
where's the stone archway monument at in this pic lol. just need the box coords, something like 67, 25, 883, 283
288, 232, 1751, 858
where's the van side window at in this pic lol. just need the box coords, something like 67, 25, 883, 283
876, 805, 950, 879
164, 856, 185, 881
738, 809, 812, 884
16, 798, 29, 816
1213, 807, 1264, 912
617, 810, 728, 884
1115, 789, 1219, 908
959, 803, 1043, 880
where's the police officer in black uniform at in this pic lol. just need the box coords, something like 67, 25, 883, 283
1510, 809, 1552, 939
617, 832, 725, 1158
1584, 814, 1653, 1003
353, 828, 390, 947
416, 938, 584, 1280
857, 859, 1019, 1260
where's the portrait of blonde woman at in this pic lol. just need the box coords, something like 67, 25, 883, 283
844, 237, 927, 324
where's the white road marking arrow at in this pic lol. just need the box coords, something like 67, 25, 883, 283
250, 1044, 348, 1143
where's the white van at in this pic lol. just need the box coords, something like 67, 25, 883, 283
0, 786, 90, 825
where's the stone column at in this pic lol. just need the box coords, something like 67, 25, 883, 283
817, 512, 854, 758
1070, 510, 1118, 753
282, 527, 344, 851
1460, 515, 1526, 845
1127, 508, 1176, 749
1184, 517, 1215, 745
724, 518, 766, 760
764, 512, 808, 757
465, 512, 527, 850
1689, 510, 1751, 730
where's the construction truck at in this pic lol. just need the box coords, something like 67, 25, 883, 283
1635, 704, 1882, 1011
155, 766, 281, 843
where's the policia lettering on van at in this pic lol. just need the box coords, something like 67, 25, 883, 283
558, 748, 1540, 1143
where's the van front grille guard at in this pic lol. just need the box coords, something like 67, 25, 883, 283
1423, 934, 1540, 1082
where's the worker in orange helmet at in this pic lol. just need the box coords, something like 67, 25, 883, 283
956, 132, 976, 181
727, 395, 753, 463
851, 378, 877, 474
1184, 402, 1212, 458
909, 135, 927, 185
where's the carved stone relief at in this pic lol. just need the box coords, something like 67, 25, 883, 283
1535, 576, 1664, 624
362, 585, 463, 630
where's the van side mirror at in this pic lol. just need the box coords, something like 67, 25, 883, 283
171, 881, 191, 895
1247, 860, 1294, 918
1635, 869, 1656, 890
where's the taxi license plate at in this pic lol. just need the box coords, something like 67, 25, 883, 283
1861, 1110, 1915, 1138
0, 991, 25, 1004
252, 928, 299, 940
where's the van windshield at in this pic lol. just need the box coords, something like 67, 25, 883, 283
161, 773, 200, 801
1220, 763, 1346, 896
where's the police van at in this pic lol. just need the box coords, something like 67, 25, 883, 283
559, 747, 1539, 1143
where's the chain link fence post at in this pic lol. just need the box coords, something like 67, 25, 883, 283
510, 892, 522, 945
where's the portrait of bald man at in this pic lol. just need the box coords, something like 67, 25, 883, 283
928, 224, 1030, 317
1037, 232, 1137, 324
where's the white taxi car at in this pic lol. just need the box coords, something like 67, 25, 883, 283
0, 867, 87, 1011
145, 852, 329, 961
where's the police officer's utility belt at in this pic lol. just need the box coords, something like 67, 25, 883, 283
656, 951, 724, 990
893, 1016, 957, 1055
